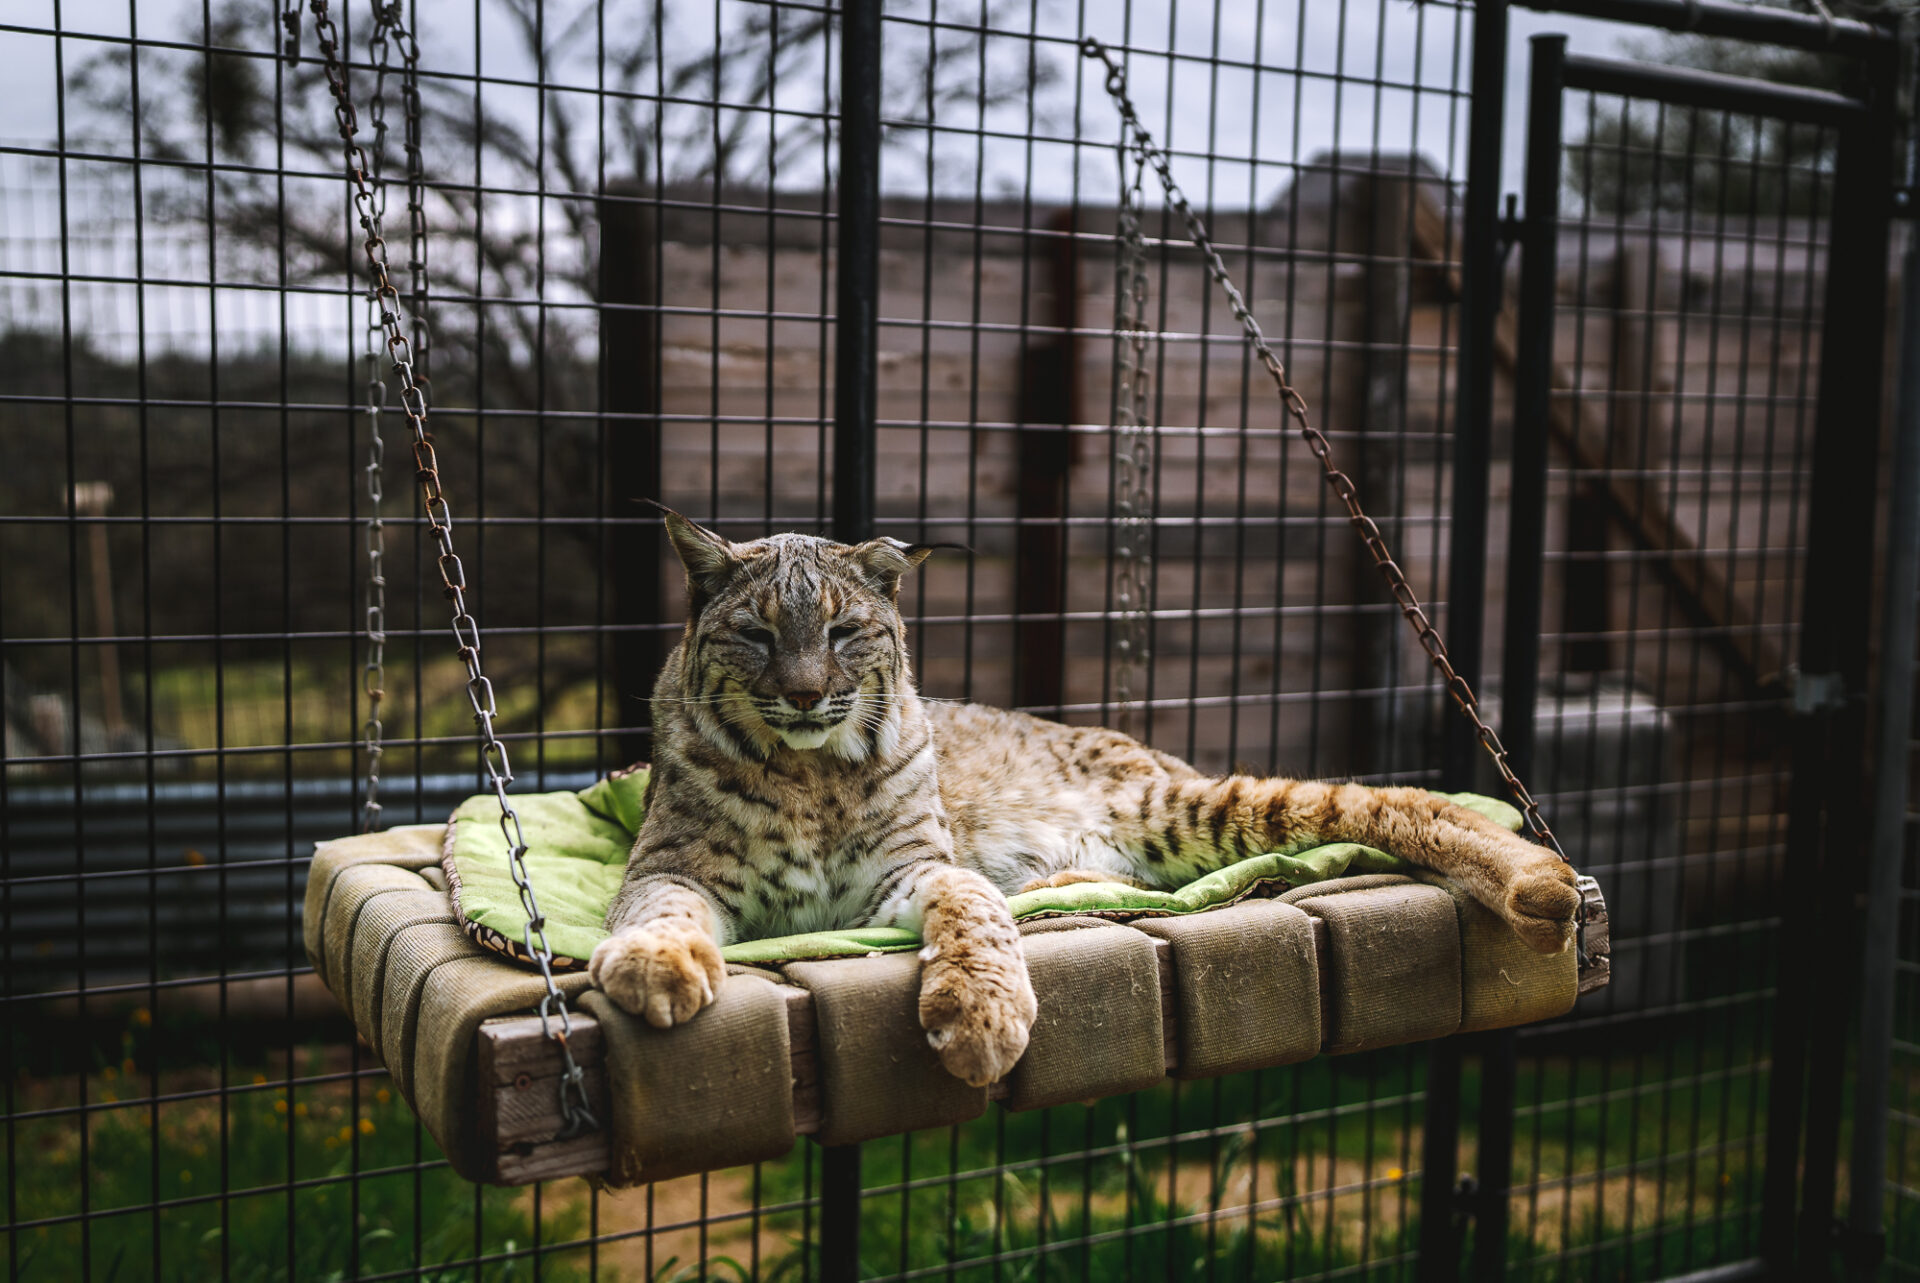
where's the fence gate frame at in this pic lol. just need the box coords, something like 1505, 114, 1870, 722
1418, 3, 1904, 1280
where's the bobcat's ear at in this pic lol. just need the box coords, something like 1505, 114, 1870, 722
657, 504, 740, 606
844, 537, 937, 599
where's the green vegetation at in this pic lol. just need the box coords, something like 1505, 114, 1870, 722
2, 1003, 1778, 1282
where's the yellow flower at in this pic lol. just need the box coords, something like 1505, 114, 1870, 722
295, 1103, 308, 1118
101, 1066, 117, 1083
358, 1118, 375, 1136
375, 1089, 391, 1105
1387, 1167, 1404, 1181
131, 1008, 152, 1028
180, 1170, 193, 1184
253, 1073, 267, 1086
274, 1100, 288, 1115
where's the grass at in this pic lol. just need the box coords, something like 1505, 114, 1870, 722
12, 652, 620, 785
0, 999, 1785, 1282
3, 1018, 594, 1283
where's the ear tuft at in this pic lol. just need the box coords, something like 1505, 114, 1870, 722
845, 537, 937, 598
656, 504, 740, 603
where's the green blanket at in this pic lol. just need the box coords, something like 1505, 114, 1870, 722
441, 766, 1523, 969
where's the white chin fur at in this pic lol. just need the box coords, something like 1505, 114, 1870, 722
777, 725, 834, 750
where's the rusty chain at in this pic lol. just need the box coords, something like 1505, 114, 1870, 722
357, 3, 393, 834
1081, 37, 1576, 879
1110, 118, 1154, 737
300, 0, 598, 1139
279, 0, 302, 64
355, 2, 432, 837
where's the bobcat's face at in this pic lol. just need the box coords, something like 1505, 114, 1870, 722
661, 510, 932, 758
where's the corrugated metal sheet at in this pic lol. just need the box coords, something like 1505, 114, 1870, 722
2, 771, 598, 996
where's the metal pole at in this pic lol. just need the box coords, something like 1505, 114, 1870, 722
1517, 0, 1888, 60
600, 193, 661, 767
1422, 3, 1509, 1274
822, 1, 882, 1275
1441, 0, 1508, 796
820, 1142, 863, 1282
1471, 36, 1565, 1283
1845, 220, 1920, 1283
1762, 73, 1896, 1278
1504, 31, 1564, 818
832, 0, 882, 546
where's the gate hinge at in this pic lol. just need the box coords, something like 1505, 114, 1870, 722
1451, 1175, 1481, 1221
1496, 194, 1524, 267
1788, 668, 1848, 715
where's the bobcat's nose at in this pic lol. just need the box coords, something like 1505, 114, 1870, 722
784, 688, 824, 711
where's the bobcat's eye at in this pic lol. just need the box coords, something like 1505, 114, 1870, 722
741, 627, 776, 648
828, 624, 860, 646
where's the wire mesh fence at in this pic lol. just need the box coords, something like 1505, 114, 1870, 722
1501, 82, 1829, 1280
0, 0, 1907, 1280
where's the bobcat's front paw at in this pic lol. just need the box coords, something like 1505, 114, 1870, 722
588, 919, 725, 1028
1506, 859, 1581, 955
916, 941, 1039, 1087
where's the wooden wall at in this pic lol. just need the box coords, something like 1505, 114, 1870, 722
620, 177, 1828, 781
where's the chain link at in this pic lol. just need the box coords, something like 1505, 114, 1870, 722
1081, 37, 1574, 876
354, 2, 430, 837
1110, 114, 1154, 737
357, 3, 393, 834
300, 0, 598, 1139
280, 0, 302, 64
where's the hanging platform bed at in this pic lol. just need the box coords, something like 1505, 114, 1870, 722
305, 769, 1609, 1186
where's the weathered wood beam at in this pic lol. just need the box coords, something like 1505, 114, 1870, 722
478, 935, 1181, 1185
1406, 196, 1783, 694
477, 879, 1612, 1186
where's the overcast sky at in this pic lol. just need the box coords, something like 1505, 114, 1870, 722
1, 0, 1648, 356
4, 0, 1644, 195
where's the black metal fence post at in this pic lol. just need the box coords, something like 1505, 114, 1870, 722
1844, 190, 1920, 1283
600, 193, 661, 767
1421, 3, 1510, 1275
822, 0, 883, 1277
1759, 65, 1894, 1279
1796, 53, 1896, 1277
1469, 36, 1565, 1283
1443, 0, 1510, 793
832, 0, 882, 548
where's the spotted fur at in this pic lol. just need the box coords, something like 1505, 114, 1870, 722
592, 511, 1581, 1085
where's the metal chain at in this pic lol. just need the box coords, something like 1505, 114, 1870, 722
357, 3, 395, 834
280, 0, 302, 64
1110, 114, 1154, 737
353, 3, 429, 837
301, 0, 598, 1139
389, 0, 431, 396
1081, 37, 1573, 872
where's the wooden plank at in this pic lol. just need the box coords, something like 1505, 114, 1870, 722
481, 932, 1200, 1182
480, 918, 1448, 1184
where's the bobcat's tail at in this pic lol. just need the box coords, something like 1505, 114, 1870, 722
1131, 776, 1579, 954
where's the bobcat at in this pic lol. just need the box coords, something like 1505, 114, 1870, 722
591, 510, 1581, 1086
